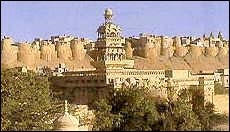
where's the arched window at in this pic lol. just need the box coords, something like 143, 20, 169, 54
110, 54, 113, 60
110, 32, 116, 37
101, 33, 104, 38
119, 54, 122, 60
113, 54, 116, 60
115, 53, 119, 60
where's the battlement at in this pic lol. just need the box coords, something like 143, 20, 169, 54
1, 9, 228, 74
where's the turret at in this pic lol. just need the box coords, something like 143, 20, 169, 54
210, 32, 214, 39
205, 47, 218, 57
217, 32, 223, 41
17, 42, 36, 67
40, 44, 56, 61
1, 36, 14, 51
56, 42, 72, 60
174, 46, 188, 57
189, 45, 203, 57
1, 37, 18, 67
70, 38, 86, 61
203, 34, 206, 39
94, 9, 128, 70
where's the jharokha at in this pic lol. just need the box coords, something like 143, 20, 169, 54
1, 8, 229, 130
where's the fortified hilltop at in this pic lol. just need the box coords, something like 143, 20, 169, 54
1, 9, 229, 131
1, 8, 229, 88
1, 10, 228, 73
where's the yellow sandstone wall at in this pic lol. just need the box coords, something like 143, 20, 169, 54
125, 41, 133, 59
70, 39, 86, 61
17, 43, 37, 68
1, 38, 18, 68
174, 46, 188, 57
205, 47, 219, 57
1, 36, 229, 73
40, 44, 57, 61
213, 95, 229, 115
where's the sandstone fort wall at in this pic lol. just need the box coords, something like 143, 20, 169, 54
1, 37, 229, 72
1, 37, 92, 70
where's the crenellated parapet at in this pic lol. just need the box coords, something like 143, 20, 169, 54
1, 36, 94, 71
127, 33, 228, 73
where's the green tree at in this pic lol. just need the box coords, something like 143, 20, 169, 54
154, 88, 201, 131
1, 68, 61, 131
193, 101, 216, 130
189, 86, 227, 130
214, 82, 228, 95
91, 86, 160, 131
92, 85, 202, 131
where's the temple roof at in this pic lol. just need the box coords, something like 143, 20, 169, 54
54, 100, 79, 131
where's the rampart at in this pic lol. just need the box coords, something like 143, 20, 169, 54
1, 37, 94, 71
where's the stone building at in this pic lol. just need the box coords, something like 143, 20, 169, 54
216, 69, 229, 88
1, 8, 229, 106
51, 9, 168, 104
1, 8, 229, 131
50, 9, 222, 106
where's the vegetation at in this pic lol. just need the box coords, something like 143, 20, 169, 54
1, 68, 62, 131
91, 84, 227, 131
154, 89, 201, 131
91, 86, 160, 131
214, 82, 228, 95
1, 67, 228, 131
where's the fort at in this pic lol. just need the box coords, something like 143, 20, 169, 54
1, 8, 229, 130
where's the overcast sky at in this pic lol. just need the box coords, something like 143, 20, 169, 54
1, 1, 229, 42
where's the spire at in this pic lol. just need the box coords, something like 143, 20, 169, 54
54, 100, 80, 131
210, 32, 214, 39
203, 34, 206, 39
218, 32, 223, 41
64, 100, 68, 114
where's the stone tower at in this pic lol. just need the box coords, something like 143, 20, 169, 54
1, 36, 18, 67
93, 8, 127, 70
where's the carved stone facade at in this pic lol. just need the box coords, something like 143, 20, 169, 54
50, 9, 227, 106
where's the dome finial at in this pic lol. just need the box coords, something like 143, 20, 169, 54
64, 100, 68, 114
104, 8, 113, 23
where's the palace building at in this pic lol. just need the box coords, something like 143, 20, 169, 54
1, 8, 229, 131
1, 8, 228, 106
50, 9, 226, 106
